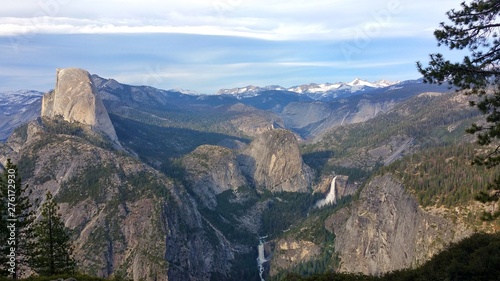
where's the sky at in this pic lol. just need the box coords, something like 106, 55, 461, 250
0, 0, 465, 94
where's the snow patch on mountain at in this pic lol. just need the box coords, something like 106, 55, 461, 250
218, 85, 288, 99
169, 88, 207, 95
346, 78, 398, 89
218, 79, 399, 100
289, 83, 344, 94
0, 90, 44, 116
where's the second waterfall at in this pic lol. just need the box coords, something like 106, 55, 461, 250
315, 176, 338, 208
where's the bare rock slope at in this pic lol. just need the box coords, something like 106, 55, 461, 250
326, 175, 472, 275
182, 145, 247, 209
239, 129, 313, 192
1, 68, 237, 281
41, 68, 120, 147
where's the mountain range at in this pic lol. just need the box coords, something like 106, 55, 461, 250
0, 90, 43, 140
218, 78, 398, 100
0, 68, 498, 281
0, 76, 446, 142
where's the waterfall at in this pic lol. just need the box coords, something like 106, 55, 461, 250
257, 237, 268, 281
258, 242, 266, 263
315, 176, 338, 208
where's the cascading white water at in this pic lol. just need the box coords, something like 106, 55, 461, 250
258, 242, 266, 263
315, 176, 337, 208
257, 237, 268, 281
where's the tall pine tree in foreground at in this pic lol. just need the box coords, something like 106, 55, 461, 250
28, 191, 75, 276
0, 159, 35, 279
417, 0, 500, 214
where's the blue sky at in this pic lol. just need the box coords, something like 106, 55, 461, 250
0, 0, 464, 94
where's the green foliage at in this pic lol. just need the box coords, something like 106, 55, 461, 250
159, 158, 186, 183
417, 0, 500, 168
271, 242, 337, 281
198, 186, 260, 280
12, 124, 29, 143
57, 162, 171, 206
302, 150, 370, 182
16, 154, 37, 180
270, 196, 354, 280
281, 232, 500, 281
474, 190, 499, 203
478, 210, 500, 221
57, 164, 116, 205
109, 101, 242, 136
41, 117, 114, 151
0, 273, 112, 281
43, 116, 84, 136
125, 170, 171, 200
201, 186, 259, 245
379, 143, 500, 208
199, 188, 336, 280
281, 272, 376, 281
0, 159, 35, 279
109, 114, 248, 169
261, 192, 322, 239
28, 192, 75, 276
223, 251, 260, 281
302, 92, 479, 181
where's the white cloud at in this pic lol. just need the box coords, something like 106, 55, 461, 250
0, 0, 461, 40
0, 0, 466, 93
0, 16, 280, 39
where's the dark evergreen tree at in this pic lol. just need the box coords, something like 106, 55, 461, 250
0, 159, 35, 279
417, 0, 500, 167
417, 0, 500, 213
28, 191, 75, 276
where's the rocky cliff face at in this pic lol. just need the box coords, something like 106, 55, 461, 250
270, 239, 321, 276
3, 69, 486, 280
2, 121, 234, 281
315, 175, 354, 198
182, 145, 247, 209
226, 103, 284, 137
348, 99, 396, 124
41, 68, 120, 147
181, 131, 314, 208
238, 129, 313, 192
279, 99, 396, 139
0, 68, 242, 281
325, 175, 472, 275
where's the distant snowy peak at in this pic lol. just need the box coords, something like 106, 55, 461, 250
0, 90, 44, 116
218, 85, 287, 98
0, 89, 44, 98
347, 78, 398, 88
0, 90, 44, 106
374, 79, 398, 87
347, 78, 371, 87
288, 83, 344, 94
169, 88, 206, 95
218, 79, 399, 100
287, 79, 399, 99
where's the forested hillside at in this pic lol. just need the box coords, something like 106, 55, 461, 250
302, 92, 479, 180
380, 144, 500, 209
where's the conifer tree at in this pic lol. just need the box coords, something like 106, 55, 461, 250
0, 159, 35, 279
417, 0, 500, 167
28, 191, 75, 276
417, 0, 500, 210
